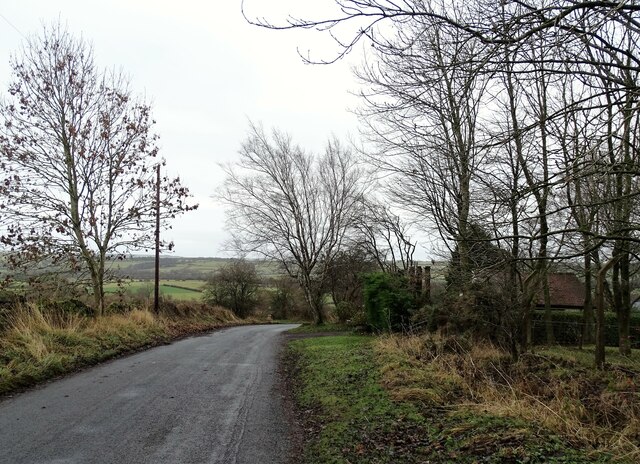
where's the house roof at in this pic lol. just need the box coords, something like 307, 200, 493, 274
536, 272, 585, 309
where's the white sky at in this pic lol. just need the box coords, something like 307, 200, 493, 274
0, 0, 362, 257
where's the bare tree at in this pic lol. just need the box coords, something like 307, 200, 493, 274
244, 0, 640, 363
220, 122, 363, 324
352, 198, 416, 273
355, 13, 489, 291
243, 0, 640, 88
202, 259, 259, 318
0, 24, 196, 314
324, 245, 376, 310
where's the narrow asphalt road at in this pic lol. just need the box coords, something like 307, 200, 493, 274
0, 324, 299, 464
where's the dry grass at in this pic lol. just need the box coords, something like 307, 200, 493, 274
374, 333, 640, 462
2, 303, 86, 362
0, 302, 245, 395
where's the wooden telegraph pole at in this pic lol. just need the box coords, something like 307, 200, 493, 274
154, 164, 161, 313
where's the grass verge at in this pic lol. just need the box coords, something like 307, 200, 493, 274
0, 302, 243, 396
287, 322, 353, 334
286, 335, 432, 463
287, 334, 625, 463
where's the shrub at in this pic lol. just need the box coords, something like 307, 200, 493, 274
363, 272, 416, 332
23, 275, 84, 303
42, 299, 93, 318
268, 277, 307, 320
334, 300, 365, 325
106, 301, 134, 314
409, 304, 441, 332
157, 297, 180, 315
0, 307, 11, 333
269, 286, 292, 320
251, 288, 272, 315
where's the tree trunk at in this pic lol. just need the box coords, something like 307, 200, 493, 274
619, 252, 631, 356
457, 175, 472, 293
521, 272, 537, 352
509, 259, 520, 362
90, 265, 105, 317
581, 250, 594, 347
612, 257, 622, 316
308, 291, 324, 325
543, 271, 554, 345
300, 273, 324, 325
596, 256, 618, 369
539, 256, 554, 345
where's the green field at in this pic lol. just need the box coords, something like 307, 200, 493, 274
110, 256, 284, 280
104, 279, 205, 301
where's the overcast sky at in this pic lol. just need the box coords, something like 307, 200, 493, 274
0, 0, 363, 257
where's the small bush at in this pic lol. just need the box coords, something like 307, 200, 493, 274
268, 277, 307, 320
0, 291, 25, 332
410, 304, 445, 332
106, 301, 134, 314
334, 301, 365, 325
363, 272, 416, 332
42, 299, 94, 318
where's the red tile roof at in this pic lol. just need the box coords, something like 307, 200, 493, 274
536, 272, 585, 309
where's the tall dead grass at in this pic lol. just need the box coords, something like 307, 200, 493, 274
374, 333, 640, 461
0, 302, 243, 395
2, 303, 86, 362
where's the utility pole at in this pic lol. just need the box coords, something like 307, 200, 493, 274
154, 164, 161, 313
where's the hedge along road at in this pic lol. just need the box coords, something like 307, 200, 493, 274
0, 324, 299, 464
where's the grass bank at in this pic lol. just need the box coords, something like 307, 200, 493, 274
287, 332, 635, 463
286, 335, 433, 463
287, 322, 353, 334
0, 302, 243, 396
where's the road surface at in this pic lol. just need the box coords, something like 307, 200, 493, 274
0, 324, 299, 464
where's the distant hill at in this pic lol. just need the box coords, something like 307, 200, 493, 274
111, 256, 284, 280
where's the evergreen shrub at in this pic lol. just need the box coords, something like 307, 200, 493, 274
363, 272, 415, 332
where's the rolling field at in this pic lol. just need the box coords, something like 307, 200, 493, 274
110, 256, 284, 280
104, 279, 205, 301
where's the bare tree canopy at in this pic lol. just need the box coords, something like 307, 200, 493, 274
243, 0, 640, 81
0, 24, 197, 314
352, 198, 416, 273
244, 0, 640, 363
220, 122, 364, 323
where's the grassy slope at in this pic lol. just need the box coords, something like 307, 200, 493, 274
288, 334, 622, 464
0, 304, 243, 395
